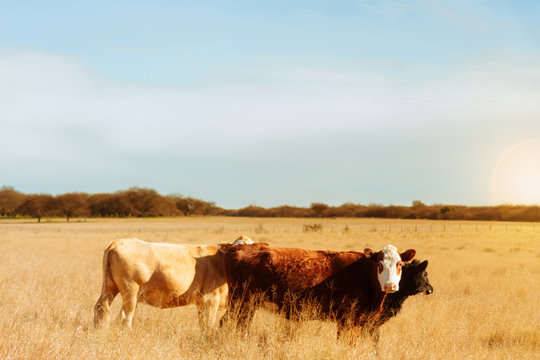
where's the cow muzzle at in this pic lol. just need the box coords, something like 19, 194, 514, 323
383, 282, 398, 293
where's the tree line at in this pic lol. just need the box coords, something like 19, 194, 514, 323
0, 186, 216, 222
1, 186, 539, 222
221, 201, 540, 222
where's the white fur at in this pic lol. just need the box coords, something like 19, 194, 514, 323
377, 245, 403, 293
232, 235, 254, 245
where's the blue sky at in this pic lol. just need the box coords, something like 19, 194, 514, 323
1, 0, 540, 208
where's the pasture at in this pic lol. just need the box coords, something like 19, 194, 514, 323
0, 217, 538, 359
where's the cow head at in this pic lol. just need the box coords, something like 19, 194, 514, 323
218, 235, 255, 253
365, 245, 416, 293
401, 260, 433, 295
232, 235, 254, 245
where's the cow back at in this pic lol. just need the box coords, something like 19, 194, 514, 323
224, 243, 384, 319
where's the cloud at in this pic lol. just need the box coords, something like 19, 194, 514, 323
1, 49, 540, 206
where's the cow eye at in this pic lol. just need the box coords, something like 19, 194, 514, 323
397, 261, 403, 267
378, 263, 383, 273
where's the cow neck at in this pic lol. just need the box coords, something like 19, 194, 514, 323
352, 256, 388, 307
382, 265, 416, 316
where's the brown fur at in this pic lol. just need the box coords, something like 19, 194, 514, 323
222, 243, 395, 335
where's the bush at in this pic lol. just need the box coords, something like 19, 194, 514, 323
303, 223, 323, 232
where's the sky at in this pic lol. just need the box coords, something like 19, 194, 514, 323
1, 0, 540, 208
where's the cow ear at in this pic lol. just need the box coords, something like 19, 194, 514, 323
418, 260, 428, 272
364, 248, 374, 256
218, 243, 232, 253
400, 249, 416, 263
368, 250, 384, 261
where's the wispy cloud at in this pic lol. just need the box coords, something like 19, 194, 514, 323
1, 49, 539, 206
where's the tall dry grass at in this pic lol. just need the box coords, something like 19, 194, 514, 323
0, 217, 539, 359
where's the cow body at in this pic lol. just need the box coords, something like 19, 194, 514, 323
94, 238, 229, 330
221, 243, 415, 335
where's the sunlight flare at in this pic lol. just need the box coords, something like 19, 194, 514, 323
491, 139, 540, 205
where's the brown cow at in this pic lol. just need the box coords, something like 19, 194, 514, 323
220, 243, 416, 337
93, 236, 253, 330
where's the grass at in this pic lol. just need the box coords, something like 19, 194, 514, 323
0, 217, 539, 359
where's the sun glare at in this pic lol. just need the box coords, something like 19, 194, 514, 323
491, 139, 540, 205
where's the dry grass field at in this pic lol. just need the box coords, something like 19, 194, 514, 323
0, 217, 539, 359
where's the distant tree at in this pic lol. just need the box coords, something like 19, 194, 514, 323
94, 193, 134, 217
117, 187, 176, 217
412, 200, 425, 207
310, 202, 329, 218
269, 205, 311, 218
17, 194, 55, 222
88, 193, 115, 217
0, 186, 25, 217
171, 195, 212, 216
440, 206, 454, 214
56, 193, 89, 221
235, 205, 269, 217
327, 203, 365, 217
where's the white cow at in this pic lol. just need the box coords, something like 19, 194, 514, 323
93, 235, 254, 330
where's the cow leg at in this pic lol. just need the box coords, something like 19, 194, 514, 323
220, 298, 255, 331
119, 284, 140, 329
197, 295, 221, 334
336, 320, 360, 345
236, 301, 256, 330
367, 324, 381, 355
368, 325, 381, 343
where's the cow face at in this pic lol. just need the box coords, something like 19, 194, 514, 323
368, 245, 416, 293
218, 235, 255, 253
409, 260, 433, 295
232, 235, 254, 245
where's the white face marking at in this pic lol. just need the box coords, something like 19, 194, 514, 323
232, 235, 254, 245
377, 245, 403, 293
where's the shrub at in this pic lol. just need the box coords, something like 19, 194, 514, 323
303, 223, 323, 232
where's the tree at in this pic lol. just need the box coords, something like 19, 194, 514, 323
88, 193, 115, 217
0, 186, 25, 217
56, 193, 89, 221
171, 195, 212, 216
310, 202, 329, 218
119, 187, 177, 217
17, 194, 55, 222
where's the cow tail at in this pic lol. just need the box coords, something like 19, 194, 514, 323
101, 240, 119, 295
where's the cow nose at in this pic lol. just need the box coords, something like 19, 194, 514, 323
383, 283, 398, 293
425, 289, 433, 295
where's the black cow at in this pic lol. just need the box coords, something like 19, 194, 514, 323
368, 259, 433, 342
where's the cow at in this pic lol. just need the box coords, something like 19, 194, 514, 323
93, 235, 253, 330
369, 259, 433, 343
219, 243, 416, 338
